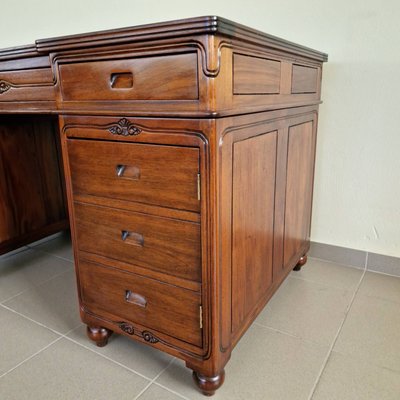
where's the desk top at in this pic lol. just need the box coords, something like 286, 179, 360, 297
0, 16, 327, 117
1, 16, 327, 61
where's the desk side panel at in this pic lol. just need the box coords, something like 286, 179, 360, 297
0, 116, 68, 254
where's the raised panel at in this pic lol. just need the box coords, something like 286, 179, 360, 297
291, 64, 318, 94
231, 131, 277, 331
233, 53, 281, 94
283, 121, 315, 266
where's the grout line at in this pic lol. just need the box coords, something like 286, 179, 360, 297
62, 333, 191, 400
27, 245, 74, 264
307, 256, 364, 271
64, 334, 154, 382
0, 324, 80, 380
309, 253, 400, 279
363, 268, 400, 279
0, 303, 74, 337
153, 381, 193, 400
254, 322, 326, 348
0, 305, 181, 400
132, 358, 177, 400
306, 250, 368, 399
288, 273, 360, 292
0, 267, 74, 305
0, 337, 64, 379
331, 347, 400, 375
0, 246, 31, 260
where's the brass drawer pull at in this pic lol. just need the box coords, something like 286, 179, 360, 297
121, 230, 144, 247
115, 164, 141, 180
125, 290, 147, 308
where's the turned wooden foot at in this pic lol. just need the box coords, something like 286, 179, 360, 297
192, 370, 225, 396
293, 255, 308, 271
86, 325, 113, 347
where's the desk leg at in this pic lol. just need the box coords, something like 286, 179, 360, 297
293, 255, 308, 271
86, 326, 113, 347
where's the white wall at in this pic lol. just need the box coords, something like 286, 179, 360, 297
1, 0, 399, 257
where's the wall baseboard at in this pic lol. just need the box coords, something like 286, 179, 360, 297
309, 241, 400, 277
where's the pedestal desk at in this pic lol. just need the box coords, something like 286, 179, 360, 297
0, 17, 327, 395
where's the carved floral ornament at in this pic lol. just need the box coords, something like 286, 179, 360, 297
119, 322, 134, 335
117, 322, 160, 343
142, 331, 159, 343
108, 118, 141, 136
0, 80, 11, 94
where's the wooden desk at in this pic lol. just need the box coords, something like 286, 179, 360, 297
0, 17, 327, 396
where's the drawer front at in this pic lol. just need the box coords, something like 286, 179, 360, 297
59, 53, 198, 101
79, 259, 202, 347
67, 139, 200, 212
0, 69, 54, 102
75, 202, 201, 282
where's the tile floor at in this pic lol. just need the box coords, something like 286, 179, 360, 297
1, 232, 399, 399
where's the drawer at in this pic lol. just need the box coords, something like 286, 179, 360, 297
79, 259, 202, 347
59, 53, 199, 101
67, 139, 200, 212
75, 202, 201, 282
0, 68, 54, 102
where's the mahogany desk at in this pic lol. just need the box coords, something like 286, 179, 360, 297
0, 17, 327, 395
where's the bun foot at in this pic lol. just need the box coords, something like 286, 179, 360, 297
192, 370, 225, 396
86, 325, 113, 347
293, 255, 308, 271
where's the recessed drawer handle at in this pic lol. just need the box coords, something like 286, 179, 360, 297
110, 72, 133, 89
115, 164, 141, 180
121, 230, 144, 247
125, 290, 147, 308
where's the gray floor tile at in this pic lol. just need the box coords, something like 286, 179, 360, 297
4, 269, 81, 334
291, 257, 363, 291
67, 324, 173, 380
256, 277, 353, 345
157, 324, 328, 400
334, 294, 400, 372
139, 384, 185, 400
30, 231, 73, 262
0, 249, 72, 303
358, 271, 400, 304
312, 351, 400, 400
0, 338, 149, 400
0, 306, 60, 376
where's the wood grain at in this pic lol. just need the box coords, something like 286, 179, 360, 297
59, 53, 199, 101
67, 138, 200, 212
74, 202, 201, 282
283, 121, 315, 266
79, 259, 202, 347
0, 17, 327, 396
291, 64, 318, 94
233, 53, 281, 94
0, 116, 67, 254
231, 132, 277, 332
